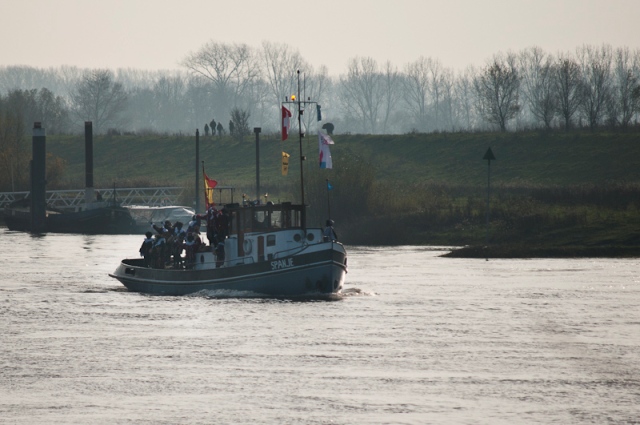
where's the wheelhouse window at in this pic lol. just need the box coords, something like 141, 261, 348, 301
228, 203, 304, 235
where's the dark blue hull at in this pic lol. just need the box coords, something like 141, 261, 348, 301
110, 246, 347, 297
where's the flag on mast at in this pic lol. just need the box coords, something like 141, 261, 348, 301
202, 165, 217, 209
281, 106, 292, 141
281, 151, 290, 176
318, 131, 334, 169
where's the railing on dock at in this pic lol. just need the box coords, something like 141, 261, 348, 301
0, 187, 184, 211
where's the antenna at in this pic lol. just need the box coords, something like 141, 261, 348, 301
281, 69, 320, 230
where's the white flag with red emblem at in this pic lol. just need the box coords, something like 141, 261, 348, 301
281, 106, 292, 141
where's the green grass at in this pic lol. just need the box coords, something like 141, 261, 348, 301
46, 130, 640, 189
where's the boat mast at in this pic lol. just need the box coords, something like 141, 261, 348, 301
281, 69, 318, 229
296, 70, 305, 210
195, 128, 200, 212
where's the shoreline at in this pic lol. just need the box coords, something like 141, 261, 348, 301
3, 223, 639, 259
442, 244, 640, 259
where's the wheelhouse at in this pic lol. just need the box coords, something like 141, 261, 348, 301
221, 202, 327, 266
227, 202, 306, 235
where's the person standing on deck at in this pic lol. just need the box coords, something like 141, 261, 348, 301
323, 219, 338, 242
139, 231, 154, 267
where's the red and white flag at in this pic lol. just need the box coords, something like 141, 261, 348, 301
281, 106, 292, 141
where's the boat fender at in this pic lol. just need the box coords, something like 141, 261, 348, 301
243, 239, 252, 254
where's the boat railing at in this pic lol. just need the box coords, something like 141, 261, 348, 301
144, 240, 329, 270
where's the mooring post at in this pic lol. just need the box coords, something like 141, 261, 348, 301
31, 122, 47, 233
483, 147, 496, 259
84, 121, 95, 205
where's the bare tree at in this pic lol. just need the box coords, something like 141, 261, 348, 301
554, 53, 583, 130
473, 53, 521, 132
429, 59, 445, 130
57, 65, 84, 98
184, 76, 215, 131
5, 89, 38, 126
153, 74, 187, 131
454, 67, 477, 130
299, 66, 331, 135
380, 61, 401, 133
260, 42, 320, 133
519, 47, 557, 129
577, 44, 612, 130
0, 66, 58, 94
4, 88, 69, 134
439, 68, 456, 131
181, 41, 260, 110
305, 65, 331, 104
70, 69, 128, 133
339, 57, 384, 133
260, 41, 306, 106
127, 86, 156, 131
403, 57, 432, 131
34, 88, 69, 134
610, 47, 640, 128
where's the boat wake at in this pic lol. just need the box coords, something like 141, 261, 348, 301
339, 287, 376, 297
187, 289, 267, 299
186, 289, 345, 301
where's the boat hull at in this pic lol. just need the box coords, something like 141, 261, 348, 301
110, 245, 347, 297
3, 208, 32, 231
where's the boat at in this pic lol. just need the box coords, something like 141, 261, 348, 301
110, 69, 347, 297
3, 196, 136, 234
109, 201, 348, 297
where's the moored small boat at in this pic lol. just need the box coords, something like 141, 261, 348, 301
125, 205, 196, 234
3, 197, 136, 234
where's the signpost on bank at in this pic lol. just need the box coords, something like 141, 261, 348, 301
483, 147, 496, 259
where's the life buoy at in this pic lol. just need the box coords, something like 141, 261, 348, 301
243, 239, 252, 255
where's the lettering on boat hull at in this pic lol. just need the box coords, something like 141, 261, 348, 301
271, 258, 294, 271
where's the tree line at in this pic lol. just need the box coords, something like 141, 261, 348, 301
0, 42, 639, 139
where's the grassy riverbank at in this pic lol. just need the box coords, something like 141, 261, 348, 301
38, 129, 640, 256
46, 129, 640, 187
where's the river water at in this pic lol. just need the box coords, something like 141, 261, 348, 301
1, 228, 639, 424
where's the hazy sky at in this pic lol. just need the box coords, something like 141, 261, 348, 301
2, 0, 640, 75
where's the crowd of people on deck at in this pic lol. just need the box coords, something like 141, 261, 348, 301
138, 203, 339, 269
139, 206, 229, 269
